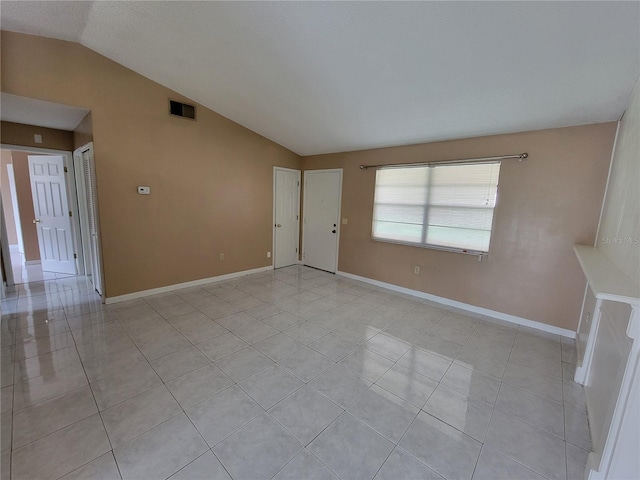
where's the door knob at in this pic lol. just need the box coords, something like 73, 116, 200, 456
332, 230, 336, 234
276, 224, 282, 228
33, 219, 41, 223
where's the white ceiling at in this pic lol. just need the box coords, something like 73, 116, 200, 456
2, 1, 639, 155
1, 93, 89, 131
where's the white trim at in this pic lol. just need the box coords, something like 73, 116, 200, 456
574, 296, 602, 384
1, 144, 71, 156
24, 260, 41, 266
105, 265, 274, 304
337, 270, 576, 338
302, 168, 343, 274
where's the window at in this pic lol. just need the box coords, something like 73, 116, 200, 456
372, 162, 500, 254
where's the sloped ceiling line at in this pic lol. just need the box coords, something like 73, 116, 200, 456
1, 1, 639, 155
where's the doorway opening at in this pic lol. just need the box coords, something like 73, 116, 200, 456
0, 144, 102, 294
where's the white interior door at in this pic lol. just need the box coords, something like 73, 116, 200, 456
28, 155, 77, 275
274, 168, 300, 269
303, 169, 342, 273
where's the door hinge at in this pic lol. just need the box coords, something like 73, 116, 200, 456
296, 215, 299, 220
64, 166, 68, 173
295, 248, 298, 253
73, 253, 77, 259
297, 181, 300, 186
69, 211, 73, 217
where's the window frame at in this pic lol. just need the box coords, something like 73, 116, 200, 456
371, 161, 501, 256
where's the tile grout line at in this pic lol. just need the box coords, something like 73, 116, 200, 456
6, 267, 586, 480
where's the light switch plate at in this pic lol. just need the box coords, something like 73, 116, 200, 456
137, 186, 151, 195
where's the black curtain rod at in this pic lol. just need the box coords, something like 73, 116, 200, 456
359, 153, 528, 170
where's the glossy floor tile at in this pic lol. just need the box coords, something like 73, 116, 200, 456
273, 448, 338, 480
309, 413, 394, 480
113, 413, 208, 479
213, 413, 302, 480
1, 267, 591, 480
374, 447, 443, 480
400, 411, 482, 480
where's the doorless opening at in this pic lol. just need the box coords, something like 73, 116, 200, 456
0, 146, 83, 285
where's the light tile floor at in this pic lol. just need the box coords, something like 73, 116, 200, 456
0, 266, 590, 480
8, 245, 77, 285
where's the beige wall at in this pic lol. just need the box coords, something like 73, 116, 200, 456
303, 123, 616, 330
0, 150, 18, 244
9, 151, 40, 262
1, 31, 301, 297
597, 78, 640, 286
1, 121, 74, 151
0, 30, 621, 331
73, 112, 93, 150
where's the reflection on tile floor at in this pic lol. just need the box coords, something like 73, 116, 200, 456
0, 266, 590, 480
8, 245, 77, 285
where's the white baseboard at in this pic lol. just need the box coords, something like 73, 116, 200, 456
337, 270, 576, 339
105, 266, 274, 305
25, 260, 41, 266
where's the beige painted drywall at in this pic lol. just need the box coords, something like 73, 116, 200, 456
73, 112, 93, 150
597, 78, 640, 287
303, 123, 616, 330
8, 151, 40, 262
0, 30, 621, 331
1, 31, 301, 297
0, 150, 18, 244
1, 121, 74, 151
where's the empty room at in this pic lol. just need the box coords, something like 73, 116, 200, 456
0, 2, 639, 480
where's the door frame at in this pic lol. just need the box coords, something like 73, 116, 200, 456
73, 142, 104, 296
301, 168, 343, 273
1, 144, 85, 278
273, 166, 301, 268
6, 164, 25, 254
0, 195, 15, 287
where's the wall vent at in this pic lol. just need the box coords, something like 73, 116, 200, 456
169, 100, 196, 120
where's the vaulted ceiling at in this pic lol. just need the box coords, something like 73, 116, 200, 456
2, 1, 639, 155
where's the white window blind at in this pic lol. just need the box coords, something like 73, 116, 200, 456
372, 162, 501, 254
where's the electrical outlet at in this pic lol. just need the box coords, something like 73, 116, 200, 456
219, 253, 224, 260
414, 266, 420, 275
267, 252, 271, 258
